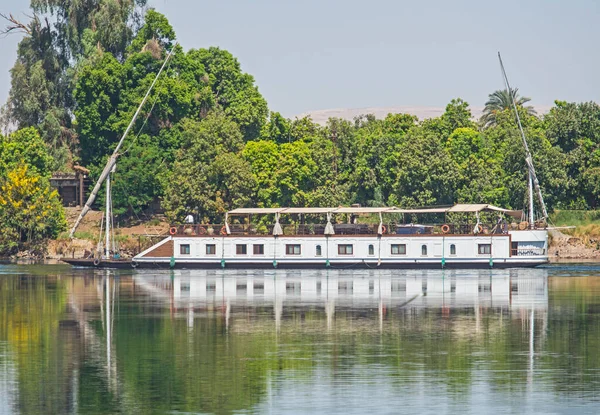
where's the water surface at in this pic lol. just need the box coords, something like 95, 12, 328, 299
1, 264, 600, 414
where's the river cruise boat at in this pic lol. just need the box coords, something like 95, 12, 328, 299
62, 52, 549, 270
129, 204, 548, 269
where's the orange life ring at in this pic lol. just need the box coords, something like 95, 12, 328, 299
220, 226, 228, 236
169, 226, 177, 235
198, 226, 207, 235
474, 224, 483, 234
381, 225, 386, 234
441, 224, 450, 234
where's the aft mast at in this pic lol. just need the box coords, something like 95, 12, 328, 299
497, 52, 548, 227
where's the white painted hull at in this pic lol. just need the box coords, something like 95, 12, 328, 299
133, 230, 549, 269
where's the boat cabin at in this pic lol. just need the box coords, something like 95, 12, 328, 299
133, 204, 548, 269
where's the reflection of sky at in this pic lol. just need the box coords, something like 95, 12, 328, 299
254, 365, 599, 415
0, 342, 18, 415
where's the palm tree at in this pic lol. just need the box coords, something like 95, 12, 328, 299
480, 88, 536, 128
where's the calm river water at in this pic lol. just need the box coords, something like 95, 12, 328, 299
1, 263, 600, 414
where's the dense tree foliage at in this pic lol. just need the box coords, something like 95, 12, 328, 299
2, 0, 149, 169
2, 4, 600, 236
0, 129, 66, 255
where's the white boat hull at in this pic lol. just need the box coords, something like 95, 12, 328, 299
133, 230, 548, 269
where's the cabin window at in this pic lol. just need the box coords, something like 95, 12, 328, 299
316, 245, 322, 256
236, 244, 247, 255
253, 244, 264, 255
368, 244, 375, 255
450, 244, 456, 255
338, 244, 353, 255
421, 245, 428, 256
180, 244, 191, 255
206, 244, 216, 255
391, 244, 406, 255
478, 244, 492, 255
286, 244, 301, 255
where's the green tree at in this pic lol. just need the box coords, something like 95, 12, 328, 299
386, 129, 459, 207
383, 113, 417, 135
0, 127, 54, 178
481, 88, 536, 128
129, 9, 176, 54
162, 113, 252, 221
3, 1, 148, 169
0, 164, 66, 255
242, 140, 281, 207
545, 101, 600, 152
485, 109, 570, 210
260, 112, 291, 144
447, 128, 508, 205
441, 98, 475, 133
193, 47, 268, 141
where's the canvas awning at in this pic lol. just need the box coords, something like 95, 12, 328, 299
447, 204, 490, 213
228, 208, 288, 215
281, 207, 337, 214
333, 207, 395, 214
389, 204, 523, 218
227, 204, 523, 219
390, 207, 450, 214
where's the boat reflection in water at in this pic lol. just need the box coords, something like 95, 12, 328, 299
9, 266, 589, 415
134, 269, 548, 331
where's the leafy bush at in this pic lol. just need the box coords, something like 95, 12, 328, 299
0, 165, 66, 256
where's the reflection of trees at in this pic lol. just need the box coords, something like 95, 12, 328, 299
543, 277, 600, 394
0, 275, 73, 414
2, 273, 600, 413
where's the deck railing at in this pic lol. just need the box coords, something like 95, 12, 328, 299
511, 247, 546, 256
168, 223, 511, 237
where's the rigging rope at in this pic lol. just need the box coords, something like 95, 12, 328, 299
123, 54, 175, 156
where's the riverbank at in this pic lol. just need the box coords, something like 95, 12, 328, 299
45, 207, 169, 260
549, 229, 600, 259
548, 210, 600, 259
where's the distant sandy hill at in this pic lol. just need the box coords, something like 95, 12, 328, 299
297, 105, 553, 125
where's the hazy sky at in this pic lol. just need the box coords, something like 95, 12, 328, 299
0, 0, 599, 117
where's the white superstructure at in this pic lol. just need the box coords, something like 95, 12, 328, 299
134, 205, 548, 269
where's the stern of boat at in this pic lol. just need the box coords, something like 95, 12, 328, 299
508, 229, 548, 265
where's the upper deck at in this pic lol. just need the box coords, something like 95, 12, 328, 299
168, 204, 542, 238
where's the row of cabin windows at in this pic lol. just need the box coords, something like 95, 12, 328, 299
181, 244, 267, 255
237, 244, 266, 255
180, 244, 217, 255
180, 242, 492, 256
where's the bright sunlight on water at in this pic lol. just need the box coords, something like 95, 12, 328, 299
1, 264, 600, 414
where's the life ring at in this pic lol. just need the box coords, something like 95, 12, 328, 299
169, 226, 177, 235
518, 221, 528, 230
93, 258, 100, 266
198, 226, 207, 235
220, 226, 228, 236
474, 224, 483, 234
441, 224, 450, 234
381, 225, 386, 234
